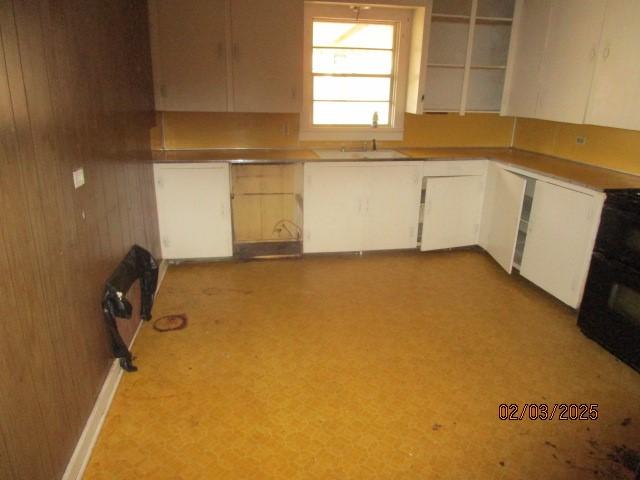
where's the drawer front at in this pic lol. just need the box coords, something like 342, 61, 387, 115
423, 160, 487, 177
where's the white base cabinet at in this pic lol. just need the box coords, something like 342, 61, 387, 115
150, 158, 605, 309
519, 181, 604, 308
303, 162, 422, 253
421, 175, 485, 251
154, 163, 233, 259
479, 163, 604, 308
302, 164, 365, 253
479, 164, 527, 273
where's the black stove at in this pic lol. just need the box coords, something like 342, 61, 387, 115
578, 189, 640, 372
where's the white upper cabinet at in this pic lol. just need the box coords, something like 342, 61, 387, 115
585, 0, 640, 131
149, 0, 229, 111
149, 0, 302, 113
479, 164, 526, 273
503, 0, 551, 118
519, 181, 604, 308
421, 175, 485, 251
505, 0, 606, 122
506, 0, 640, 130
535, 0, 606, 124
230, 0, 302, 113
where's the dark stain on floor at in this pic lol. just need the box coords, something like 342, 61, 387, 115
541, 436, 640, 479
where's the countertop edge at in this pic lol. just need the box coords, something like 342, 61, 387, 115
151, 148, 640, 191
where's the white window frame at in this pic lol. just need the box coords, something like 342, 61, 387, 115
300, 3, 413, 141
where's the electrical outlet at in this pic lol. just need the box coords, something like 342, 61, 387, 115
576, 136, 587, 145
72, 168, 85, 188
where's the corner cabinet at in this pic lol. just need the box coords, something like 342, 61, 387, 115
479, 163, 604, 308
505, 0, 640, 131
148, 0, 302, 113
584, 0, 640, 131
154, 163, 233, 259
519, 181, 604, 307
303, 162, 423, 254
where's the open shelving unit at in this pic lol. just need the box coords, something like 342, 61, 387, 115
513, 175, 536, 270
423, 0, 518, 114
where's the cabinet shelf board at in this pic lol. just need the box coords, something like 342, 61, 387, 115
427, 63, 466, 69
476, 16, 513, 24
431, 14, 471, 23
424, 108, 460, 113
470, 65, 507, 70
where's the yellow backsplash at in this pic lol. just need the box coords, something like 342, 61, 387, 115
514, 118, 640, 176
155, 111, 516, 150
152, 111, 640, 176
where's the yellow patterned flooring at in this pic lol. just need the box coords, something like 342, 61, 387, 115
84, 250, 640, 479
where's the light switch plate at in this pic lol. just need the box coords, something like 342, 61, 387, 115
73, 168, 85, 189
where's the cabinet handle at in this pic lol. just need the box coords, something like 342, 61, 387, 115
291, 87, 297, 100
589, 47, 596, 61
603, 46, 610, 60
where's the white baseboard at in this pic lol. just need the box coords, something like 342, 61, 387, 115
62, 259, 169, 480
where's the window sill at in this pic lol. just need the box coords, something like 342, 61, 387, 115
299, 128, 404, 142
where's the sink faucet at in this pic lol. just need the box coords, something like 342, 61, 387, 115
371, 111, 378, 151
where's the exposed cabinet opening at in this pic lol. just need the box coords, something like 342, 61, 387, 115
231, 164, 303, 259
423, 0, 516, 113
417, 176, 428, 245
513, 175, 536, 269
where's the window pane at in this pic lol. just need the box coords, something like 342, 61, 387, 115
313, 22, 394, 49
313, 48, 393, 74
314, 76, 391, 101
313, 101, 390, 125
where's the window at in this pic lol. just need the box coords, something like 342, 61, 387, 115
301, 4, 413, 141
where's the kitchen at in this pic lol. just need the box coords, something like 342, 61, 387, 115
2, 1, 640, 479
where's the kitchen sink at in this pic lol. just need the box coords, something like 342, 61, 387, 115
313, 149, 407, 160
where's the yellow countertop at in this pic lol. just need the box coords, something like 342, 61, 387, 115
152, 147, 640, 191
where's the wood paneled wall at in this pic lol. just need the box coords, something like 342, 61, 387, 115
0, 1, 159, 479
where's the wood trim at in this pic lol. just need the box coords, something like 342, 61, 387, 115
62, 260, 169, 480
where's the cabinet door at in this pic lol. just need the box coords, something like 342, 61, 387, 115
585, 1, 640, 131
421, 175, 485, 251
303, 164, 365, 253
503, 0, 551, 118
230, 0, 302, 113
148, 0, 228, 111
363, 163, 422, 251
520, 182, 603, 308
479, 165, 526, 273
535, 0, 606, 124
154, 163, 233, 259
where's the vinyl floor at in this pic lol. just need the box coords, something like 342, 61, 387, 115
84, 250, 640, 479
